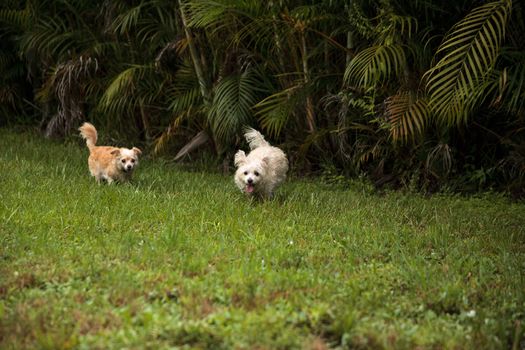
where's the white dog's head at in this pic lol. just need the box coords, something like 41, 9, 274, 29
234, 150, 268, 194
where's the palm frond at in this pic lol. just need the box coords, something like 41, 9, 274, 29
499, 63, 525, 114
99, 65, 152, 112
424, 0, 512, 126
169, 87, 202, 114
344, 44, 407, 89
138, 7, 179, 47
0, 52, 15, 72
38, 56, 98, 136
0, 7, 31, 29
258, 107, 289, 139
255, 83, 304, 138
184, 0, 263, 28
426, 142, 453, 179
164, 63, 203, 113
384, 92, 429, 144
209, 69, 266, 141
19, 16, 89, 60
0, 85, 16, 107
184, 1, 229, 28
376, 6, 418, 44
112, 3, 144, 35
154, 110, 191, 155
345, 1, 375, 40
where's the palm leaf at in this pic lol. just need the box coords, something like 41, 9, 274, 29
209, 69, 266, 141
154, 110, 192, 155
499, 64, 525, 114
384, 92, 429, 144
99, 65, 151, 112
424, 0, 512, 126
344, 44, 407, 89
255, 83, 305, 138
0, 85, 16, 107
112, 4, 144, 35
169, 87, 202, 114
184, 0, 263, 28
426, 143, 453, 178
258, 106, 289, 139
184, 0, 229, 28
0, 52, 15, 72
0, 7, 31, 29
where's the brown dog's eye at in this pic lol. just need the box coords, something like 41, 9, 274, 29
131, 159, 135, 163
244, 171, 248, 175
254, 171, 259, 176
121, 159, 126, 163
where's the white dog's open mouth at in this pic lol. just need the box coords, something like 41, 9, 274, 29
246, 183, 255, 193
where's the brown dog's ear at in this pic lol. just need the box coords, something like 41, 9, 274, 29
110, 149, 121, 156
132, 147, 142, 156
234, 150, 246, 167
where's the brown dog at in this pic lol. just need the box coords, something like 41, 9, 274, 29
79, 122, 141, 183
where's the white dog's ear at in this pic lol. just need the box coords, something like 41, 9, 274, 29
262, 156, 270, 166
234, 150, 246, 167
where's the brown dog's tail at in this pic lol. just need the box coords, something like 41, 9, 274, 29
79, 122, 97, 150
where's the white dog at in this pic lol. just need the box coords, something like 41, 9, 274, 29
234, 128, 288, 199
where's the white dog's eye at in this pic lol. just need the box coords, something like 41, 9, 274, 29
244, 171, 248, 175
254, 171, 259, 176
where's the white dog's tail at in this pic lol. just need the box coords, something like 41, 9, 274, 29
79, 122, 97, 151
244, 128, 269, 150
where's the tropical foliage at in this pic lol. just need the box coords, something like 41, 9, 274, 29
1, 0, 524, 196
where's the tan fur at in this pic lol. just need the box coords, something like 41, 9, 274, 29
79, 122, 142, 183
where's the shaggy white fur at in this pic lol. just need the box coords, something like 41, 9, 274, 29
234, 128, 288, 199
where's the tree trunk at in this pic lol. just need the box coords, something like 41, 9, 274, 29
139, 101, 151, 141
300, 29, 315, 133
178, 1, 211, 105
345, 4, 355, 66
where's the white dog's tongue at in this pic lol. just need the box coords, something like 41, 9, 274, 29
246, 184, 255, 193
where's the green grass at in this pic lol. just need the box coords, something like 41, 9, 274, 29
1, 129, 524, 349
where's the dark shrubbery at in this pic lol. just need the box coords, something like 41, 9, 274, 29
1, 0, 524, 196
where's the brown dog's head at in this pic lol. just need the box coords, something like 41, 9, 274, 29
111, 147, 142, 173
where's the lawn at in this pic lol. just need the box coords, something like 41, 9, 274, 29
0, 129, 524, 349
